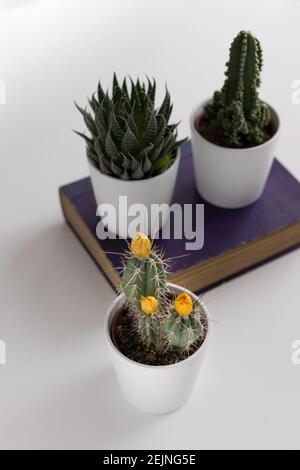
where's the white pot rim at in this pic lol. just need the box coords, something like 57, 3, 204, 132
190, 98, 280, 153
104, 282, 210, 370
88, 147, 181, 183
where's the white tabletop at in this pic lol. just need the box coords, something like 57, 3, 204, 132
0, 0, 300, 450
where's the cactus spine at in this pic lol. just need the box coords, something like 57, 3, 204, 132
122, 233, 202, 352
122, 252, 167, 308
122, 234, 167, 349
205, 31, 271, 146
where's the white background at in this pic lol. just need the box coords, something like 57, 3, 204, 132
0, 0, 300, 450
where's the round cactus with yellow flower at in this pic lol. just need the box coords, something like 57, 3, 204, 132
174, 292, 193, 317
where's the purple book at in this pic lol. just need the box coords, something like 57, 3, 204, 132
59, 141, 300, 293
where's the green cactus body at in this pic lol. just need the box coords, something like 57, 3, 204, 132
205, 31, 271, 146
163, 310, 202, 350
122, 252, 167, 307
122, 233, 203, 353
122, 252, 167, 349
75, 74, 183, 180
138, 315, 163, 351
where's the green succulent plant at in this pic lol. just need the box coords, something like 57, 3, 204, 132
75, 74, 183, 180
205, 31, 271, 146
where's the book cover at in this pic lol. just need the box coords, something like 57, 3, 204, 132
60, 141, 300, 292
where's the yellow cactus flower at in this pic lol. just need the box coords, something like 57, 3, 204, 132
174, 292, 193, 317
140, 296, 158, 315
131, 232, 151, 258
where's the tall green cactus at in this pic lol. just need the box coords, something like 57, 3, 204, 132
122, 233, 167, 349
205, 31, 271, 146
122, 232, 202, 351
122, 253, 167, 308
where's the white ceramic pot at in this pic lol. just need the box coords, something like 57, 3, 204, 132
104, 283, 210, 414
88, 149, 180, 238
190, 100, 280, 209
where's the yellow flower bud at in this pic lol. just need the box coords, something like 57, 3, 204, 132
174, 292, 193, 317
131, 232, 151, 258
140, 296, 158, 315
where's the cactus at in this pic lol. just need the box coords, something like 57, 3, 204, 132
163, 293, 202, 350
121, 232, 202, 352
122, 233, 167, 349
205, 31, 271, 146
122, 253, 167, 306
75, 74, 183, 180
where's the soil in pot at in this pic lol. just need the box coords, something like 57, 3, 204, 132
111, 305, 208, 366
196, 113, 276, 149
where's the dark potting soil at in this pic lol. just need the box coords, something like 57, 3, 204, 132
196, 113, 276, 149
112, 307, 207, 366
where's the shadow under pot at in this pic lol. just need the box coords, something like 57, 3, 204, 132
190, 100, 280, 209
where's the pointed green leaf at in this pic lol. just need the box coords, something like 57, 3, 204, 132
131, 162, 145, 180
110, 109, 125, 144
74, 101, 86, 117
143, 154, 152, 174
158, 88, 171, 120
94, 136, 105, 158
105, 130, 120, 160
142, 112, 157, 146
122, 77, 129, 99
112, 73, 122, 102
121, 123, 138, 154
83, 110, 97, 137
151, 154, 172, 176
73, 130, 94, 146
120, 153, 131, 170
148, 141, 163, 162
95, 106, 107, 138
88, 93, 99, 113
111, 159, 123, 177
97, 81, 105, 103
153, 114, 167, 145
147, 77, 156, 104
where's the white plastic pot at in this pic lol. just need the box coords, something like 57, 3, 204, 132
104, 283, 210, 414
190, 101, 280, 209
88, 149, 180, 238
